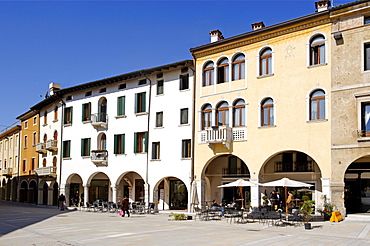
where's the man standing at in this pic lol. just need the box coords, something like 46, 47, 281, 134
58, 194, 66, 211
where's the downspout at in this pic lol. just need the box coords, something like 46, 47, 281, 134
59, 99, 65, 196
17, 124, 21, 202
189, 56, 197, 210
142, 71, 152, 205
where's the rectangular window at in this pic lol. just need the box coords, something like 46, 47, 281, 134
180, 74, 189, 90
24, 121, 28, 129
114, 134, 125, 154
157, 80, 164, 95
134, 132, 148, 153
82, 103, 91, 121
365, 16, 370, 25
135, 92, 146, 113
81, 138, 91, 156
44, 112, 47, 125
31, 158, 35, 171
365, 43, 370, 71
361, 102, 370, 137
64, 106, 73, 124
33, 116, 37, 125
117, 96, 126, 116
22, 159, 26, 172
119, 83, 126, 90
152, 142, 160, 160
180, 108, 188, 124
156, 112, 163, 127
33, 132, 37, 145
24, 135, 27, 149
138, 79, 147, 85
62, 140, 71, 158
182, 139, 191, 158
54, 107, 58, 121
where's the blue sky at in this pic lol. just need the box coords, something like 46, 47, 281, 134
0, 0, 349, 130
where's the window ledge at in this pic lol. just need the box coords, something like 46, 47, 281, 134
307, 63, 327, 69
42, 124, 48, 127
63, 157, 72, 160
258, 125, 276, 129
181, 157, 192, 160
306, 119, 328, 123
180, 88, 190, 92
150, 159, 161, 162
135, 112, 148, 116
115, 115, 127, 119
82, 156, 91, 159
155, 126, 164, 129
115, 153, 127, 156
179, 124, 190, 127
156, 94, 164, 97
135, 152, 147, 155
52, 119, 58, 123
257, 73, 274, 79
63, 123, 72, 127
82, 120, 92, 124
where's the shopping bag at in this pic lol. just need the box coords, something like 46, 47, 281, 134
119, 210, 123, 216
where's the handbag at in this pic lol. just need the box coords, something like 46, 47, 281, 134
119, 210, 124, 216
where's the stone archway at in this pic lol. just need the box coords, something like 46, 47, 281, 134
116, 172, 145, 204
29, 180, 37, 204
153, 177, 188, 210
19, 181, 28, 203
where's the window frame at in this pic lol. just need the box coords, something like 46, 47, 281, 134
156, 111, 163, 127
157, 80, 164, 95
309, 35, 326, 66
117, 96, 126, 116
81, 138, 91, 157
217, 58, 229, 84
82, 102, 91, 121
309, 90, 326, 121
259, 48, 272, 76
151, 142, 160, 160
216, 101, 229, 126
62, 140, 71, 158
114, 134, 125, 154
180, 74, 189, 90
135, 92, 147, 114
64, 106, 73, 125
203, 62, 214, 87
180, 108, 189, 125
182, 139, 191, 158
233, 99, 246, 127
201, 104, 212, 130
232, 54, 245, 81
134, 132, 148, 153
261, 98, 274, 127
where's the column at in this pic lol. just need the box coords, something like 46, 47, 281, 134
84, 185, 89, 204
144, 183, 150, 205
111, 184, 117, 203
250, 179, 260, 208
46, 181, 53, 205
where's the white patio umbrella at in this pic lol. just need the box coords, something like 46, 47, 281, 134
261, 177, 312, 216
218, 179, 259, 208
191, 181, 199, 212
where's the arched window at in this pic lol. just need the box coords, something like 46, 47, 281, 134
53, 131, 58, 140
203, 62, 214, 86
98, 98, 107, 122
54, 106, 58, 120
43, 134, 47, 143
44, 111, 47, 125
233, 99, 245, 127
99, 133, 107, 150
53, 157, 57, 167
216, 101, 229, 126
232, 54, 245, 80
310, 90, 325, 120
217, 58, 229, 84
201, 104, 212, 130
260, 48, 272, 76
261, 98, 274, 126
43, 158, 47, 167
310, 35, 325, 65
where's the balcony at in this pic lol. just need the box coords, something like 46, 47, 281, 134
91, 113, 108, 129
222, 168, 250, 178
91, 150, 108, 166
46, 139, 58, 151
274, 161, 314, 172
199, 126, 246, 150
1, 168, 13, 177
35, 166, 57, 176
36, 143, 47, 153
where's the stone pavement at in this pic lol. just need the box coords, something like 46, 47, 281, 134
0, 201, 370, 246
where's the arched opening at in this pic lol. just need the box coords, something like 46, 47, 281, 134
53, 182, 58, 205
202, 154, 250, 208
20, 181, 28, 203
153, 177, 188, 210
344, 156, 370, 213
69, 174, 83, 206
89, 172, 110, 203
116, 172, 144, 204
43, 183, 48, 205
29, 180, 37, 204
259, 151, 322, 211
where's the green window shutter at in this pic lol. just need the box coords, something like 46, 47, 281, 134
121, 134, 125, 154
142, 92, 146, 112
88, 103, 91, 120
70, 107, 73, 124
67, 140, 71, 157
117, 96, 125, 116
134, 93, 138, 113
179, 75, 183, 90
82, 104, 86, 121
88, 138, 91, 156
122, 97, 125, 115
134, 132, 138, 153
64, 108, 68, 124
114, 135, 118, 154
144, 131, 148, 152
81, 139, 85, 156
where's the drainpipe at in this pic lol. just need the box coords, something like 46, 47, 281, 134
59, 99, 65, 197
189, 56, 197, 210
17, 123, 21, 202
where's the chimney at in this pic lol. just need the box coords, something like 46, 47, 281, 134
49, 82, 61, 96
252, 22, 265, 31
209, 30, 224, 43
315, 0, 331, 12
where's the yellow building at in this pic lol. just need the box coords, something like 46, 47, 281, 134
190, 1, 333, 212
16, 110, 40, 204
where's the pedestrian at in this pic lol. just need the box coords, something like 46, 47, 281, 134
286, 191, 294, 213
269, 190, 278, 210
58, 194, 66, 211
120, 197, 130, 217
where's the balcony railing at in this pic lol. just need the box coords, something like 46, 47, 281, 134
91, 150, 108, 166
36, 143, 47, 153
91, 113, 108, 129
199, 125, 233, 149
46, 139, 58, 151
1, 167, 13, 176
222, 168, 250, 178
274, 161, 314, 172
35, 166, 57, 176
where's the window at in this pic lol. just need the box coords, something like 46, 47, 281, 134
233, 99, 245, 127
54, 106, 58, 121
53, 157, 57, 167
203, 62, 214, 86
152, 142, 160, 160
310, 35, 325, 66
85, 91, 92, 97
62, 140, 71, 158
156, 112, 163, 127
365, 16, 370, 25
217, 58, 229, 84
261, 98, 274, 126
44, 111, 47, 125
31, 158, 35, 171
182, 139, 191, 158
180, 108, 188, 125
260, 48, 272, 76
81, 138, 91, 156
54, 130, 58, 140
201, 104, 212, 130
361, 102, 370, 137
22, 159, 26, 172
99, 88, 106, 93
232, 54, 245, 80
138, 79, 147, 85
33, 116, 37, 125
33, 132, 37, 145
180, 74, 189, 90
117, 96, 126, 116
157, 80, 164, 95
216, 102, 229, 126
24, 135, 28, 149
66, 95, 72, 101
135, 92, 146, 113
119, 83, 126, 90
24, 121, 28, 129
114, 134, 125, 154
43, 134, 47, 143
64, 106, 73, 124
310, 90, 325, 120
365, 43, 370, 71
82, 102, 91, 121
134, 132, 148, 153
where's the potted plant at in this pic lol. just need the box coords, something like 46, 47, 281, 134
262, 195, 269, 206
317, 195, 336, 221
300, 200, 314, 230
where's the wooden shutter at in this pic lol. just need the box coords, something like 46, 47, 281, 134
134, 132, 138, 153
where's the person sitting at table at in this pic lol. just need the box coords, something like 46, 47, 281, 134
231, 200, 239, 209
212, 200, 220, 208
269, 190, 278, 210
